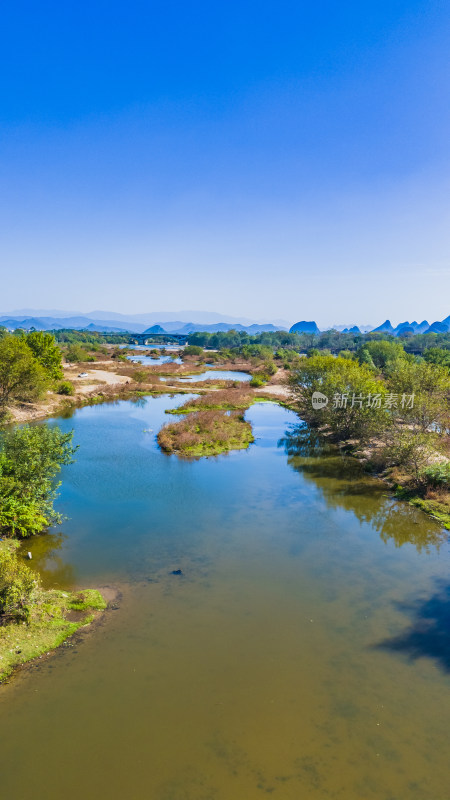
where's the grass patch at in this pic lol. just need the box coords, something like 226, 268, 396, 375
393, 485, 450, 530
158, 409, 254, 458
409, 498, 450, 529
68, 589, 107, 611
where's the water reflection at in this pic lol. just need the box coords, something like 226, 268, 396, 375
377, 580, 450, 672
19, 532, 76, 589
280, 424, 447, 552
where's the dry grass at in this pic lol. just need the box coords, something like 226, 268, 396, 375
158, 409, 254, 457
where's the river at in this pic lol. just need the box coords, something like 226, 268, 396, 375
0, 396, 449, 799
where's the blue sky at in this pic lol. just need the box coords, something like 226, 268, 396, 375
1, 1, 449, 327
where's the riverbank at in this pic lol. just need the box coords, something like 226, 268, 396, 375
4, 358, 291, 424
0, 541, 109, 682
313, 429, 450, 530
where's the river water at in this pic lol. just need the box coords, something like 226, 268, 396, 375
0, 397, 449, 799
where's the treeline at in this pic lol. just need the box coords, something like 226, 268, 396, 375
0, 328, 77, 539
289, 341, 450, 522
0, 329, 65, 413
188, 328, 450, 358
52, 328, 129, 345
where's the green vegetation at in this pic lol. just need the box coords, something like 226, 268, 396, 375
0, 335, 47, 411
132, 369, 148, 384
289, 353, 450, 526
422, 462, 450, 488
187, 327, 450, 359
182, 345, 204, 357
158, 409, 254, 457
0, 540, 106, 682
423, 347, 450, 371
250, 376, 266, 387
0, 424, 77, 538
57, 380, 75, 395
25, 331, 63, 379
290, 354, 389, 441
53, 329, 129, 345
0, 541, 36, 621
65, 343, 89, 363
0, 331, 64, 416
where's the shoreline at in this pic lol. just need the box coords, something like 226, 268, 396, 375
0, 572, 118, 684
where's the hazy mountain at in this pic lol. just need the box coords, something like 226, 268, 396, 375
143, 322, 284, 335
0, 315, 146, 333
425, 321, 449, 334
144, 325, 166, 334
1, 310, 449, 337
371, 319, 395, 334
0, 309, 289, 332
289, 316, 449, 336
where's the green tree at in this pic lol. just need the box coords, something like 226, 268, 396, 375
289, 354, 389, 442
25, 331, 63, 379
423, 347, 450, 371
357, 339, 406, 370
65, 344, 87, 363
0, 424, 77, 537
0, 335, 47, 410
386, 360, 450, 433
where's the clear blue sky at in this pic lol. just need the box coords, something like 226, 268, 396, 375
1, 1, 449, 327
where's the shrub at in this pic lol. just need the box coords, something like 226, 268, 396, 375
57, 380, 75, 396
422, 462, 450, 488
132, 370, 148, 384
0, 545, 38, 622
250, 376, 266, 387
65, 344, 87, 363
182, 345, 204, 357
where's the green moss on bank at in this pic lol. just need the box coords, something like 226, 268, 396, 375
67, 589, 107, 611
395, 492, 450, 530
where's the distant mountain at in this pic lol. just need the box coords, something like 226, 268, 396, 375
1, 310, 449, 337
0, 310, 288, 334
0, 315, 146, 333
425, 321, 448, 334
143, 322, 286, 335
82, 322, 127, 333
371, 319, 395, 334
144, 325, 166, 334
289, 321, 320, 334
341, 326, 361, 334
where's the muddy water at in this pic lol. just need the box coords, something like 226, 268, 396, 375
1, 399, 449, 799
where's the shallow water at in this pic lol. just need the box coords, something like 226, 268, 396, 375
166, 368, 252, 382
1, 398, 449, 799
127, 354, 182, 366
